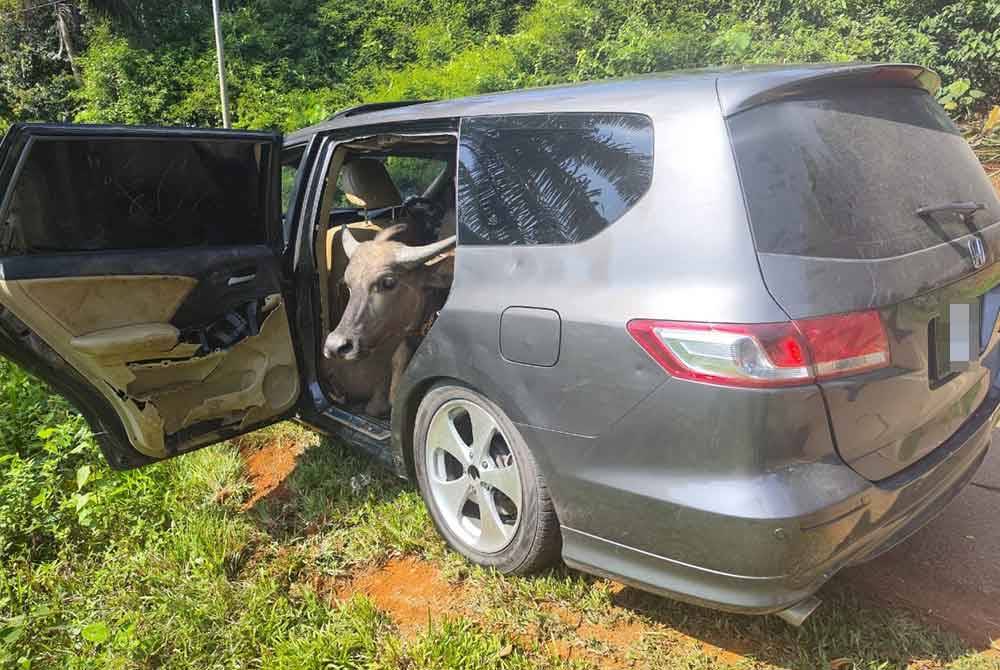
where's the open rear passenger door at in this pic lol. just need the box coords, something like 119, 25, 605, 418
0, 124, 302, 468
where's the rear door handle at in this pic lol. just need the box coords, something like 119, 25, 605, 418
227, 273, 257, 286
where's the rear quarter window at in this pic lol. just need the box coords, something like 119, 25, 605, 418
728, 87, 1000, 260
457, 113, 654, 246
3, 137, 271, 253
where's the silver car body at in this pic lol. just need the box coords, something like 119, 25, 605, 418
289, 63, 1000, 613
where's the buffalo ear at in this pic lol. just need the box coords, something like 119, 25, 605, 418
375, 223, 408, 242
422, 254, 455, 289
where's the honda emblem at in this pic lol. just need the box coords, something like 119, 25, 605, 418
969, 237, 987, 269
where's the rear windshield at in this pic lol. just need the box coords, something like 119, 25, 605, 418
728, 87, 1000, 260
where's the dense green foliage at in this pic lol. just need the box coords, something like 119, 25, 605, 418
2, 0, 1000, 133
2, 2, 1000, 667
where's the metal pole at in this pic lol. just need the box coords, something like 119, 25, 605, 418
211, 0, 231, 128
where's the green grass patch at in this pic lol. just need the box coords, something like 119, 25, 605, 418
1, 360, 999, 669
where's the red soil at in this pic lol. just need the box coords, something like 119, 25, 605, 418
237, 435, 306, 509
333, 556, 463, 634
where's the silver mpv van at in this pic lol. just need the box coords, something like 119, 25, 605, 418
1, 62, 997, 624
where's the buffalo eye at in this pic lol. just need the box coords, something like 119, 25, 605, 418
376, 275, 398, 292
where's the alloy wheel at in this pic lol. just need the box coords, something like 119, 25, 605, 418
424, 398, 523, 553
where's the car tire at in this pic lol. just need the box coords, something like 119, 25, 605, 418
413, 382, 561, 574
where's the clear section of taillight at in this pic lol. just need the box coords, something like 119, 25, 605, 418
627, 311, 890, 388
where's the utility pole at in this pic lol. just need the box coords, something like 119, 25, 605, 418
211, 0, 231, 128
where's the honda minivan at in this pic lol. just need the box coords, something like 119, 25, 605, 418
1, 63, 997, 625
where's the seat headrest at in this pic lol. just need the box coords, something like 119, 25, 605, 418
339, 159, 402, 209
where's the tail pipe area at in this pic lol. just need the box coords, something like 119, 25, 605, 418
775, 596, 821, 627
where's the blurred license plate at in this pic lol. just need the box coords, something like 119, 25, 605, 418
950, 303, 972, 363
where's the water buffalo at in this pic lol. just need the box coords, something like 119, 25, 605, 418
322, 223, 455, 416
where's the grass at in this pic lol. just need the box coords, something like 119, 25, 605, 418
1, 363, 1000, 669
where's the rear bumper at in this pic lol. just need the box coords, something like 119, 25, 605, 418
558, 389, 998, 615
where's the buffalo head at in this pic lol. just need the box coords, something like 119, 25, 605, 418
323, 223, 455, 361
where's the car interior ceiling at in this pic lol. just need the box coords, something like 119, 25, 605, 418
315, 134, 457, 407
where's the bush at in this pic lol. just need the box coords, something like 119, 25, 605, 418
6, 0, 1000, 134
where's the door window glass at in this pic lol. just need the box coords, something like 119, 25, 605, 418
3, 137, 272, 253
330, 155, 448, 207
281, 146, 305, 214
383, 156, 449, 200
281, 145, 306, 246
457, 113, 654, 246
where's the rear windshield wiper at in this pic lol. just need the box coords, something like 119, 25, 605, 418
915, 201, 985, 221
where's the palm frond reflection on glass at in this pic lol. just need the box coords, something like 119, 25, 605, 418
457, 113, 654, 246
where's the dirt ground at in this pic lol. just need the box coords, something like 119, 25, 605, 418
325, 556, 743, 667
238, 426, 1000, 654
237, 434, 307, 508
332, 556, 465, 636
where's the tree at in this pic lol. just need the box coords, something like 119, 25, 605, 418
53, 0, 140, 81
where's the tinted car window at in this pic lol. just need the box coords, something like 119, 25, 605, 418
729, 87, 1000, 260
457, 113, 654, 246
4, 137, 271, 253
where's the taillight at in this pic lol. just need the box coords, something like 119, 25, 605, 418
627, 310, 889, 388
794, 311, 889, 379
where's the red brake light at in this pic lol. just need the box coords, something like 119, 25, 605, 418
794, 310, 890, 379
627, 310, 889, 388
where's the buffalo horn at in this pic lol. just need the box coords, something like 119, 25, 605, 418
393, 235, 456, 267
341, 224, 360, 259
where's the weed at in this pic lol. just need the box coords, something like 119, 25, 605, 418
1, 362, 999, 669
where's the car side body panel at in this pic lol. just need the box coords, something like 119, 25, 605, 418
393, 73, 786, 432
389, 76, 826, 608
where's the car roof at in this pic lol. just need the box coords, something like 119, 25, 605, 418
285, 62, 939, 145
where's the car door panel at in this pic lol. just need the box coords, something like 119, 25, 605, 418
0, 271, 198, 458
0, 124, 301, 467
0, 265, 298, 460
70, 323, 183, 359
13, 274, 197, 334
